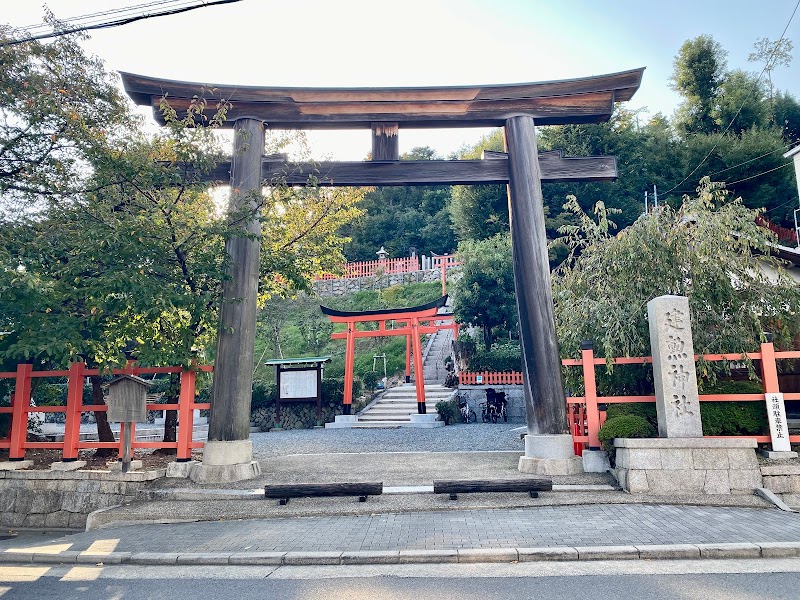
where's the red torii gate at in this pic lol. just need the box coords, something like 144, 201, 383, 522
321, 296, 457, 414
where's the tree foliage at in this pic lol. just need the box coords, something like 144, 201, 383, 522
451, 233, 517, 349
671, 35, 728, 135
552, 179, 800, 368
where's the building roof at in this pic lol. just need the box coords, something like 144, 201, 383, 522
264, 356, 332, 366
784, 145, 800, 159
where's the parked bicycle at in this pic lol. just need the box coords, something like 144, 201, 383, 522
456, 391, 477, 423
481, 388, 508, 423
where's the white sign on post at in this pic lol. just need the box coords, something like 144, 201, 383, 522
766, 392, 792, 452
280, 370, 317, 399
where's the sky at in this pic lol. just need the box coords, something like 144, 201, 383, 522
4, 0, 800, 160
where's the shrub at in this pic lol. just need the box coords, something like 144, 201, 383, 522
435, 397, 459, 425
469, 342, 522, 372
700, 403, 768, 436
361, 371, 379, 391
606, 403, 657, 429
598, 415, 656, 465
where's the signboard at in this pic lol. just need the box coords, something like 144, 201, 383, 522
476, 375, 483, 384
766, 392, 792, 452
280, 370, 318, 399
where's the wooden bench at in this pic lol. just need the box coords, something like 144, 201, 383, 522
264, 482, 383, 505
433, 478, 552, 500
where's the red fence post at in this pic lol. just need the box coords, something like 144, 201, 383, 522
760, 340, 780, 394
581, 342, 601, 449
9, 363, 32, 460
62, 361, 85, 461
177, 369, 196, 461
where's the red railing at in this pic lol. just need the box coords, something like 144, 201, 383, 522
315, 256, 422, 280
459, 371, 524, 385
756, 215, 798, 246
459, 342, 800, 453
0, 362, 212, 462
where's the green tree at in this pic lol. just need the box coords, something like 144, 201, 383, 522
552, 179, 800, 369
748, 37, 794, 120
451, 233, 517, 349
712, 69, 768, 133
671, 35, 728, 135
0, 20, 130, 206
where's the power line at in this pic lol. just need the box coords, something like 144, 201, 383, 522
18, 1, 184, 33
726, 161, 793, 186
662, 0, 800, 195
707, 141, 795, 178
1, 0, 243, 47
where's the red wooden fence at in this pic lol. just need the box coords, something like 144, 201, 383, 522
315, 256, 421, 280
460, 342, 800, 453
0, 363, 212, 462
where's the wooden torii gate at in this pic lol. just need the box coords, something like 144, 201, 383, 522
122, 68, 644, 477
321, 296, 456, 415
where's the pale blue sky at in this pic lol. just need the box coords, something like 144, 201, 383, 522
5, 0, 799, 159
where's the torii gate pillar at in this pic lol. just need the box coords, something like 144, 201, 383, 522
192, 117, 264, 483
505, 116, 581, 475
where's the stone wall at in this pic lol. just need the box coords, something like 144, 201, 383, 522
761, 465, 800, 508
613, 438, 762, 495
456, 385, 526, 424
0, 469, 164, 529
312, 267, 459, 297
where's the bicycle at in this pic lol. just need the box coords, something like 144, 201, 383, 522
483, 388, 508, 423
456, 391, 477, 423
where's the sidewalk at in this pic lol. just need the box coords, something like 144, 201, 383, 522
3, 503, 800, 566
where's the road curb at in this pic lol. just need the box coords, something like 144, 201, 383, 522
3, 542, 800, 566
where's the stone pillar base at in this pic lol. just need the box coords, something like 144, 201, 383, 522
614, 437, 761, 494
50, 460, 87, 471
110, 460, 142, 472
190, 439, 261, 483
761, 449, 799, 460
518, 434, 583, 475
582, 450, 611, 473
408, 414, 444, 428
189, 461, 261, 484
166, 460, 200, 478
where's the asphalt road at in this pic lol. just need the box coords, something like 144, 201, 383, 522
3, 560, 800, 599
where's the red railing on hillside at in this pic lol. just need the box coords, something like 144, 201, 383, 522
315, 256, 421, 280
0, 363, 212, 462
459, 371, 523, 385
757, 215, 798, 246
460, 342, 800, 455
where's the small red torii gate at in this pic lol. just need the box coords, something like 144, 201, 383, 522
321, 296, 457, 414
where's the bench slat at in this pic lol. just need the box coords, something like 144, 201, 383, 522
433, 478, 552, 494
264, 482, 383, 498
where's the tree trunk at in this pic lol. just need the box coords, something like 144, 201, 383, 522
483, 324, 492, 350
88, 375, 117, 458
156, 373, 179, 455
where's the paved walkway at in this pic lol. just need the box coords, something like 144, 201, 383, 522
4, 504, 800, 560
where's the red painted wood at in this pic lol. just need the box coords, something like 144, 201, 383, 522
177, 370, 196, 460
10, 364, 32, 459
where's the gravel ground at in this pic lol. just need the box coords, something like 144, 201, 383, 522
251, 422, 525, 457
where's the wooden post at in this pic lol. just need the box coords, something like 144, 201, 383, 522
504, 116, 569, 436
411, 318, 426, 413
9, 363, 32, 460
405, 333, 412, 383
343, 322, 356, 414
177, 370, 196, 461
760, 340, 780, 394
580, 342, 601, 449
208, 117, 265, 443
62, 361, 85, 461
371, 122, 399, 161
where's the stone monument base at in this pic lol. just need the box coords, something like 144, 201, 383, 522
518, 433, 583, 475
581, 450, 611, 473
614, 437, 762, 495
190, 440, 261, 483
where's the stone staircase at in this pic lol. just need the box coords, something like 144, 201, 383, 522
422, 324, 454, 385
353, 383, 452, 428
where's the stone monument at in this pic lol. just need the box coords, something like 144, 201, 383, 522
613, 295, 762, 495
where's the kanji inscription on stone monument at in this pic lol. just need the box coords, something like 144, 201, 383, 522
647, 295, 703, 438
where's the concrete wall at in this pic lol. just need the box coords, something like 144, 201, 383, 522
456, 385, 526, 424
0, 469, 164, 529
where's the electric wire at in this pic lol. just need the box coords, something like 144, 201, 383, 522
18, 0, 186, 33
1, 0, 243, 47
662, 0, 800, 195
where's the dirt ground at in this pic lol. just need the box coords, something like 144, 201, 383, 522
0, 447, 202, 470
